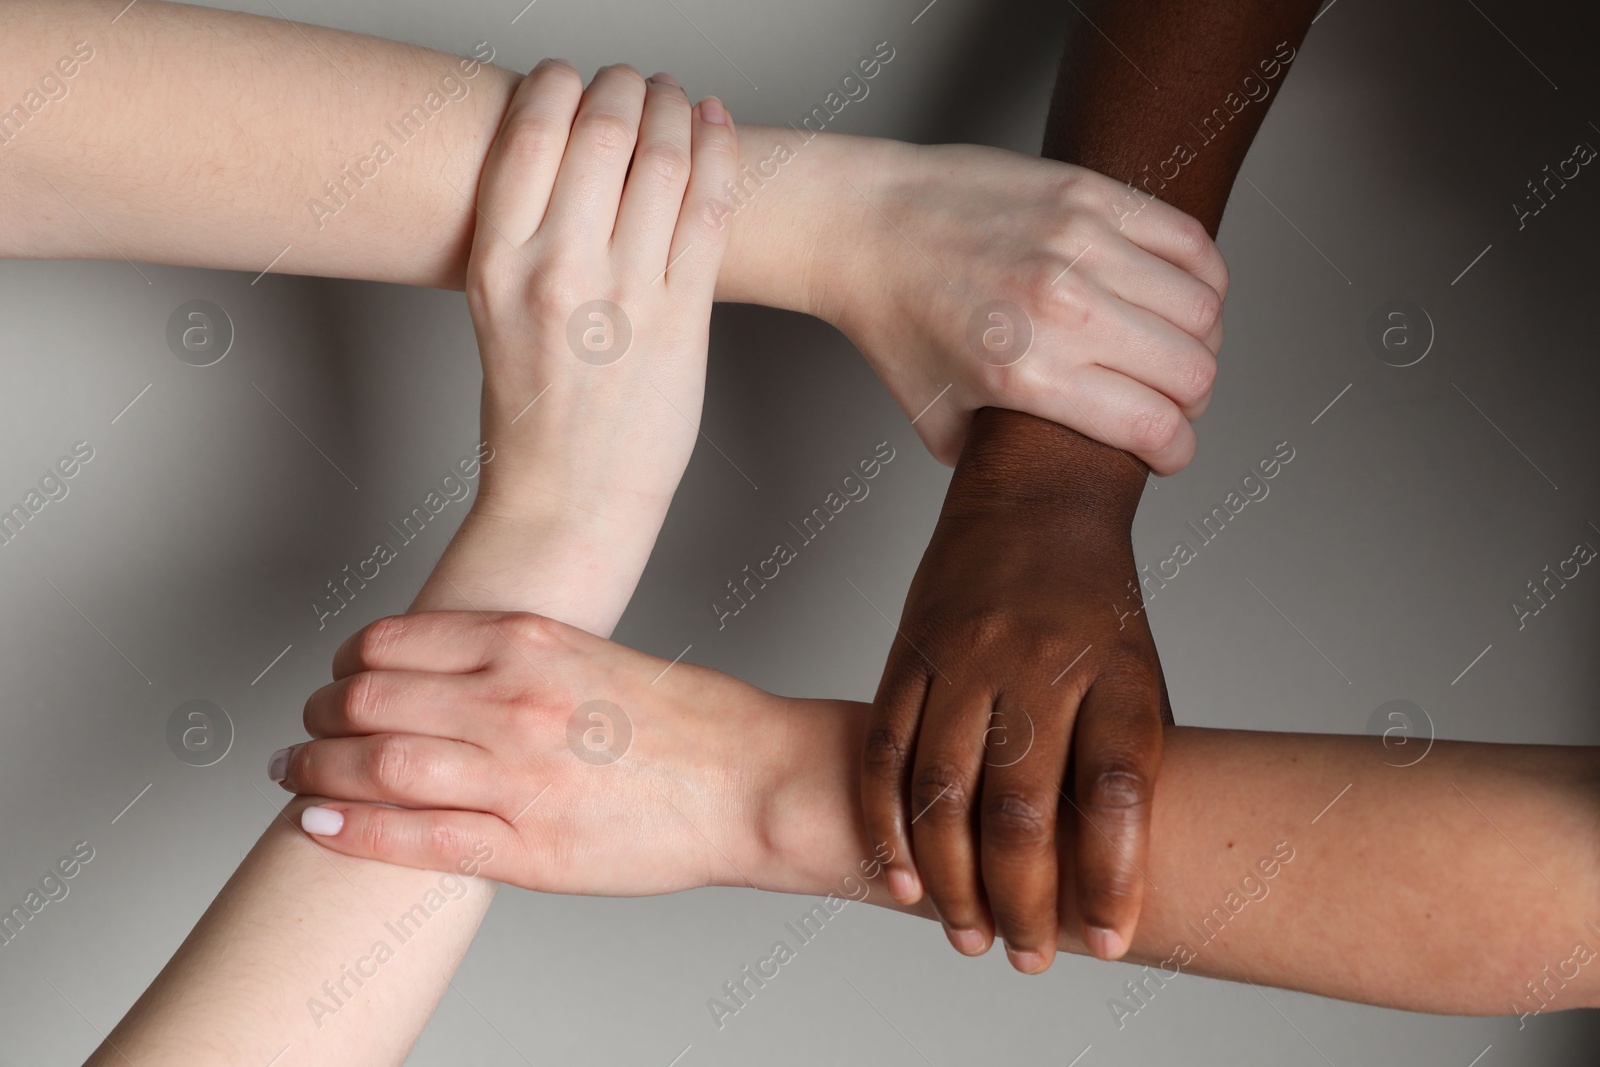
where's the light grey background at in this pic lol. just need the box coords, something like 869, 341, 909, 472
2, 0, 1598, 1062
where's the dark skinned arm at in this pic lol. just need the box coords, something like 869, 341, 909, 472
863, 0, 1323, 973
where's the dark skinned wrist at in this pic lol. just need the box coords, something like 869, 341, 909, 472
941, 408, 1147, 528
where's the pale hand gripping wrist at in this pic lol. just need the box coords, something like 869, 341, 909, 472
464, 60, 738, 529
812, 139, 1229, 472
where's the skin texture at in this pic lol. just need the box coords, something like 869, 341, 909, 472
87, 63, 739, 1065
0, 0, 1225, 469
862, 0, 1322, 971
287, 608, 1600, 1018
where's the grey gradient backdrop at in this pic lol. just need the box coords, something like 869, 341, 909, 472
2, 0, 1599, 1062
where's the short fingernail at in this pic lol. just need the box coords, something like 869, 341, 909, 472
301, 806, 344, 837
698, 97, 728, 126
540, 57, 573, 69
267, 747, 291, 783
886, 867, 919, 903
946, 928, 986, 956
1086, 925, 1127, 960
648, 71, 680, 87
1006, 947, 1047, 975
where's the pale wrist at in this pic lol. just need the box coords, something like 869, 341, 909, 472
715, 127, 895, 327
750, 695, 877, 897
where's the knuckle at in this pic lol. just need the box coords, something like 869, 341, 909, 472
1130, 402, 1183, 455
636, 139, 691, 186
1176, 348, 1218, 407
508, 688, 559, 735
964, 606, 1012, 649
982, 789, 1054, 849
1084, 761, 1153, 815
353, 616, 406, 670
524, 280, 581, 327
495, 113, 570, 173
340, 672, 385, 732
1174, 213, 1212, 263
981, 355, 1026, 405
575, 109, 638, 161
912, 764, 973, 820
1036, 268, 1093, 330
426, 816, 475, 863
1190, 287, 1223, 337
367, 734, 416, 792
1099, 654, 1165, 698
1050, 213, 1094, 256
504, 612, 562, 654
356, 807, 398, 856
863, 728, 913, 782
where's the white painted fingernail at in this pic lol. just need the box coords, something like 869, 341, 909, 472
301, 806, 344, 836
267, 747, 291, 782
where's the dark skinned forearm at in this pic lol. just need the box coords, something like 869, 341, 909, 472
862, 0, 1323, 975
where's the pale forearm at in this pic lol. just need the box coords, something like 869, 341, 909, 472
0, 0, 841, 309
771, 705, 1600, 1015
93, 505, 648, 1062
89, 52, 736, 1059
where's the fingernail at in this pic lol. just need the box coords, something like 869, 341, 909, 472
1006, 947, 1047, 974
267, 747, 291, 782
886, 867, 919, 903
540, 57, 573, 69
301, 806, 344, 836
698, 97, 728, 126
648, 71, 680, 87
946, 928, 986, 956
1086, 925, 1127, 960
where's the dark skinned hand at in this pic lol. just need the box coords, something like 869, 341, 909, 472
864, 409, 1169, 973
861, 0, 1323, 974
